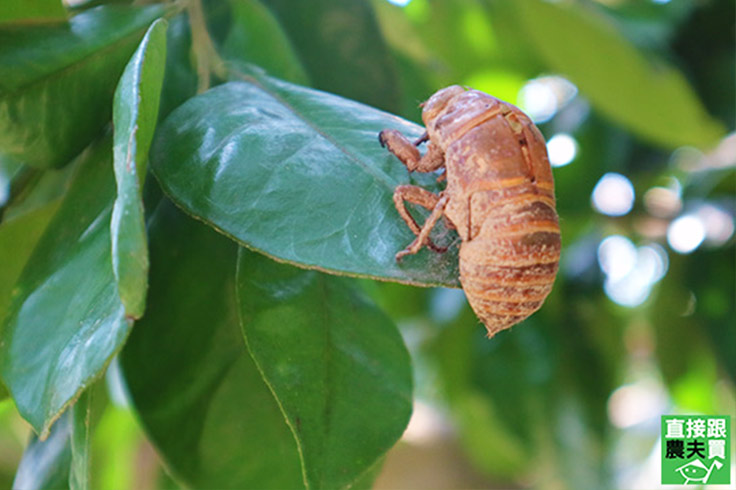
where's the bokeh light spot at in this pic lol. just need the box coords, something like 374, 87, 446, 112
546, 133, 577, 167
598, 235, 636, 281
667, 215, 706, 253
644, 185, 682, 218
608, 380, 667, 429
0, 172, 9, 207
517, 75, 577, 123
598, 238, 669, 307
696, 203, 735, 246
591, 173, 635, 216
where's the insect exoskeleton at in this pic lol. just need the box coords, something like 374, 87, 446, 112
379, 85, 560, 337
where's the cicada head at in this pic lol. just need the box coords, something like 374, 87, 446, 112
420, 85, 465, 127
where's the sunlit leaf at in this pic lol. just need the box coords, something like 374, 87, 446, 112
514, 0, 724, 149
151, 74, 460, 288
237, 250, 412, 489
111, 18, 167, 319
0, 0, 66, 24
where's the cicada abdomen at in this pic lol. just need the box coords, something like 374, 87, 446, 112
458, 189, 560, 336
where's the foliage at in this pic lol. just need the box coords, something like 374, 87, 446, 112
0, 0, 733, 489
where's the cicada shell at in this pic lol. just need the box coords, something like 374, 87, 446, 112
379, 85, 560, 337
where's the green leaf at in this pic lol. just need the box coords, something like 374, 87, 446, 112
263, 0, 401, 112
151, 75, 460, 288
221, 0, 308, 85
13, 410, 72, 489
513, 0, 724, 149
0, 200, 60, 329
0, 4, 167, 168
111, 18, 168, 319
121, 201, 303, 489
0, 158, 77, 221
0, 138, 132, 437
237, 250, 412, 490
0, 0, 67, 24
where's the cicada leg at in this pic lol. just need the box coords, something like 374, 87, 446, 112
378, 129, 444, 172
393, 187, 450, 260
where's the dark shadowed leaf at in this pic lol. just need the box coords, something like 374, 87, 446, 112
263, 0, 401, 112
121, 201, 303, 490
237, 250, 412, 490
513, 0, 724, 149
111, 18, 167, 319
221, 0, 308, 84
151, 74, 460, 288
157, 13, 198, 120
0, 4, 167, 168
0, 138, 131, 437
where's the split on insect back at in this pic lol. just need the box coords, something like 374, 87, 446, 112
379, 85, 561, 338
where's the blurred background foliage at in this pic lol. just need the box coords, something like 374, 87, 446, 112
0, 0, 734, 488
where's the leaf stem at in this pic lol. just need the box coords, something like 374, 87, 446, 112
187, 0, 226, 93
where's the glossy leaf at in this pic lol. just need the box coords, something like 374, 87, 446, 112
121, 201, 303, 489
237, 250, 412, 490
111, 18, 167, 319
0, 139, 131, 437
0, 0, 66, 24
514, 0, 724, 149
221, 0, 308, 84
151, 75, 460, 288
263, 0, 401, 112
0, 4, 167, 168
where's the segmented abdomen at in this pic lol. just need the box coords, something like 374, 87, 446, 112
459, 186, 560, 336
